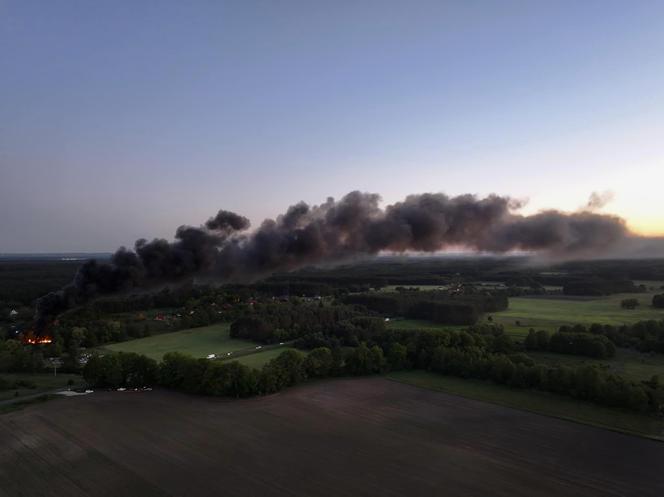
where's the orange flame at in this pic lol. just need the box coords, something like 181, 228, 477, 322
22, 330, 53, 345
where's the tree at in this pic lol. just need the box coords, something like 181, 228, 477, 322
268, 349, 306, 387
509, 363, 529, 389
489, 356, 515, 384
83, 354, 122, 388
0, 340, 43, 373
303, 347, 334, 378
621, 298, 640, 310
159, 352, 191, 389
201, 361, 258, 397
524, 329, 538, 351
63, 326, 86, 371
118, 353, 158, 387
489, 333, 514, 354
345, 343, 373, 375
573, 366, 603, 401
652, 294, 664, 309
369, 345, 386, 373
386, 343, 409, 370
230, 317, 274, 342
536, 330, 551, 350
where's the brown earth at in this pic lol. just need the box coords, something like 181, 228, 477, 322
1, 378, 663, 497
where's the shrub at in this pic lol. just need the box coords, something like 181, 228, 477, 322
621, 298, 639, 309
652, 294, 664, 309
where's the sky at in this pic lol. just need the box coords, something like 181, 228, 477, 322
1, 0, 663, 252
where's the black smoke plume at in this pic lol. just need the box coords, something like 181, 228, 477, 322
34, 191, 631, 330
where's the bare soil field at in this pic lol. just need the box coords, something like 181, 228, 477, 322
1, 378, 663, 497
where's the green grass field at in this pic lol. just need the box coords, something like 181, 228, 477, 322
104, 323, 255, 361
0, 373, 83, 402
103, 323, 297, 367
388, 370, 664, 440
492, 290, 664, 337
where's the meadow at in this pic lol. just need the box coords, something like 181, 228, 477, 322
103, 323, 292, 367
103, 323, 253, 361
492, 291, 664, 336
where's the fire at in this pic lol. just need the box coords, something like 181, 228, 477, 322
21, 329, 53, 345
25, 336, 53, 345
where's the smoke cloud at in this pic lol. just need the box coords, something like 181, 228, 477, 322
585, 191, 615, 211
35, 191, 632, 328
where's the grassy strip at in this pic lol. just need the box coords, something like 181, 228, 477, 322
388, 370, 664, 441
230, 347, 297, 368
0, 394, 58, 414
0, 373, 83, 402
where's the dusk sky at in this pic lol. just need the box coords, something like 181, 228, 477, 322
1, 1, 663, 253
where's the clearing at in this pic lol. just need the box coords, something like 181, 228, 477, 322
103, 323, 294, 367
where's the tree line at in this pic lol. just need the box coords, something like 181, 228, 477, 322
557, 321, 664, 354
343, 292, 508, 325
229, 305, 386, 344
82, 324, 664, 415
524, 329, 616, 358
562, 278, 641, 296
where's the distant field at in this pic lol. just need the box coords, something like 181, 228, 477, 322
2, 378, 662, 496
0, 373, 82, 402
382, 287, 664, 338
492, 290, 664, 337
103, 323, 254, 361
388, 370, 664, 440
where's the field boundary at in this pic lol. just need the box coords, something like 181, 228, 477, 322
386, 372, 664, 443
